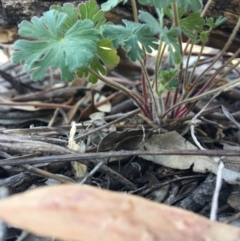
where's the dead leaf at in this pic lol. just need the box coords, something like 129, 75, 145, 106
79, 103, 98, 121
0, 185, 239, 241
68, 122, 87, 180
228, 193, 240, 211
95, 94, 111, 113
98, 129, 153, 151
138, 131, 240, 185
89, 112, 106, 126
102, 130, 240, 185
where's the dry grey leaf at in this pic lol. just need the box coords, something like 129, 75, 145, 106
228, 193, 240, 211
138, 131, 240, 185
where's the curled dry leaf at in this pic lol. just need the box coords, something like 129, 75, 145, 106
0, 185, 239, 241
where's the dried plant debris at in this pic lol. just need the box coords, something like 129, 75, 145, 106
99, 129, 240, 185
138, 131, 240, 185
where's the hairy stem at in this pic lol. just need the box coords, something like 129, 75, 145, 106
188, 48, 240, 99
139, 59, 162, 117
201, 0, 213, 17
163, 77, 240, 118
130, 0, 138, 23
183, 42, 194, 92
141, 59, 148, 109
154, 41, 166, 91
86, 67, 145, 112
187, 43, 205, 86
171, 1, 183, 118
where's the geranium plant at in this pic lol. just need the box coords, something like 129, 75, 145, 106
13, 0, 238, 123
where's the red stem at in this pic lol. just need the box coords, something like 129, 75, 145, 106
195, 68, 222, 96
164, 91, 171, 109
141, 58, 148, 107
132, 93, 152, 120
171, 87, 179, 118
175, 106, 188, 118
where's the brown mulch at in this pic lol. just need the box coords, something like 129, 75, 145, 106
0, 44, 240, 240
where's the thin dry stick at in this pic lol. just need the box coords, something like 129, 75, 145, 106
22, 164, 76, 184
80, 161, 105, 184
190, 91, 221, 150
48, 108, 60, 127
201, 0, 213, 17
75, 108, 140, 141
4, 150, 240, 167
2, 152, 75, 184
0, 99, 72, 110
130, 174, 205, 196
210, 161, 224, 221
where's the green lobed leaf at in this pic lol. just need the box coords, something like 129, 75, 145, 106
50, 3, 78, 31
181, 26, 197, 40
101, 19, 158, 61
139, 8, 166, 36
153, 0, 168, 8
177, 0, 188, 9
76, 67, 89, 79
101, 0, 128, 11
205, 17, 215, 28
167, 77, 179, 90
177, 8, 187, 18
138, 0, 202, 12
77, 56, 106, 83
12, 9, 101, 81
179, 13, 205, 40
159, 68, 178, 83
164, 6, 186, 19
199, 31, 209, 44
77, 38, 120, 83
97, 38, 120, 69
214, 16, 227, 27
160, 27, 181, 52
188, 0, 202, 12
160, 27, 182, 64
158, 68, 179, 95
79, 0, 108, 29
138, 10, 161, 35
138, 0, 176, 8
177, 0, 202, 12
163, 6, 173, 19
206, 16, 227, 28
172, 51, 182, 65
179, 13, 204, 32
